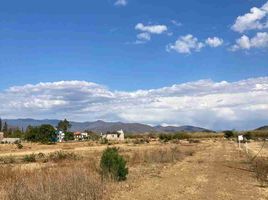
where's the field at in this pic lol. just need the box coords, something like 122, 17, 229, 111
1, 137, 268, 200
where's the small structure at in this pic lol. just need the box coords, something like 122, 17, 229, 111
55, 130, 65, 142
0, 132, 4, 142
1, 138, 21, 144
101, 129, 125, 141
74, 132, 88, 141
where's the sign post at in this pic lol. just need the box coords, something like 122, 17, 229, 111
238, 135, 243, 149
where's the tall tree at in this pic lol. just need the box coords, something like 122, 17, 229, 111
0, 118, 2, 132
57, 119, 72, 132
3, 122, 8, 133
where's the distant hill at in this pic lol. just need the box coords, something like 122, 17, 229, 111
154, 125, 214, 133
4, 118, 213, 134
255, 126, 268, 131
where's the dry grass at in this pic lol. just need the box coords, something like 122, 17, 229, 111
0, 160, 107, 200
252, 158, 268, 187
125, 146, 194, 165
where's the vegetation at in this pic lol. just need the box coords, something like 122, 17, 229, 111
64, 132, 74, 141
223, 130, 235, 139
100, 147, 128, 181
57, 119, 72, 133
24, 124, 56, 143
159, 132, 191, 142
23, 154, 36, 163
1, 162, 105, 200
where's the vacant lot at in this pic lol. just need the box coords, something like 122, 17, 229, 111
0, 139, 267, 199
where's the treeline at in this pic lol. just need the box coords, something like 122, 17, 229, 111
0, 118, 101, 143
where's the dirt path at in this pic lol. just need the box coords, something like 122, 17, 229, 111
112, 141, 267, 200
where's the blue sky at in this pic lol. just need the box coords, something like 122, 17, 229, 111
0, 0, 268, 129
0, 0, 267, 91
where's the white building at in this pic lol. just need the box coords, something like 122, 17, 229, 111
56, 130, 65, 142
74, 132, 88, 140
101, 129, 125, 141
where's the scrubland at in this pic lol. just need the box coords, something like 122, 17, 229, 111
1, 132, 268, 200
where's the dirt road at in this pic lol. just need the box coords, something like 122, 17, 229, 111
112, 141, 267, 200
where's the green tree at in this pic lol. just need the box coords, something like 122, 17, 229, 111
25, 124, 56, 143
64, 132, 74, 141
100, 147, 128, 181
57, 119, 72, 132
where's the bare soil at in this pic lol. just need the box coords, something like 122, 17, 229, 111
111, 140, 268, 200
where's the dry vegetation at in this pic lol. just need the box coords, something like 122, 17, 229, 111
0, 139, 199, 200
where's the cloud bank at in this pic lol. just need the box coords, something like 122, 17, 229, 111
1, 78, 268, 130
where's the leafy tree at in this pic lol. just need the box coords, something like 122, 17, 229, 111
57, 119, 72, 133
100, 147, 128, 181
25, 124, 56, 143
64, 132, 74, 141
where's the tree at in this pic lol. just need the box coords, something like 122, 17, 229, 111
100, 147, 128, 181
24, 124, 56, 143
64, 132, 74, 141
57, 119, 72, 133
3, 122, 8, 133
0, 118, 2, 131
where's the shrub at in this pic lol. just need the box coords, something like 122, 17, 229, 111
48, 151, 78, 162
223, 130, 234, 139
15, 142, 23, 149
173, 132, 191, 140
100, 147, 128, 181
244, 132, 252, 140
23, 154, 36, 163
0, 156, 16, 164
100, 138, 108, 145
253, 159, 268, 187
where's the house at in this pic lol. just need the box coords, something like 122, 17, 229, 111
0, 132, 3, 142
101, 129, 125, 141
55, 130, 65, 142
74, 132, 88, 140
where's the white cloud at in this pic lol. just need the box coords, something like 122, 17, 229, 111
1, 77, 268, 130
231, 32, 268, 51
135, 23, 168, 34
171, 20, 182, 27
114, 0, 127, 6
205, 37, 224, 47
167, 34, 205, 54
134, 23, 168, 44
232, 1, 268, 33
137, 32, 151, 41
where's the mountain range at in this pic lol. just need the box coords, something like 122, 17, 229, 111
3, 118, 214, 133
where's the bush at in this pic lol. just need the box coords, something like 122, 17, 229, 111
100, 147, 128, 181
253, 159, 268, 187
244, 132, 252, 140
223, 130, 234, 139
15, 142, 23, 149
23, 154, 36, 163
48, 151, 78, 162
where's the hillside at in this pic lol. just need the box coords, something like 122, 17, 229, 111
255, 126, 268, 131
4, 119, 213, 133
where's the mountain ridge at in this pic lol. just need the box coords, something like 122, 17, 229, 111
3, 118, 213, 133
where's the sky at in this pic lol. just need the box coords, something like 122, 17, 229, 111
0, 0, 268, 130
